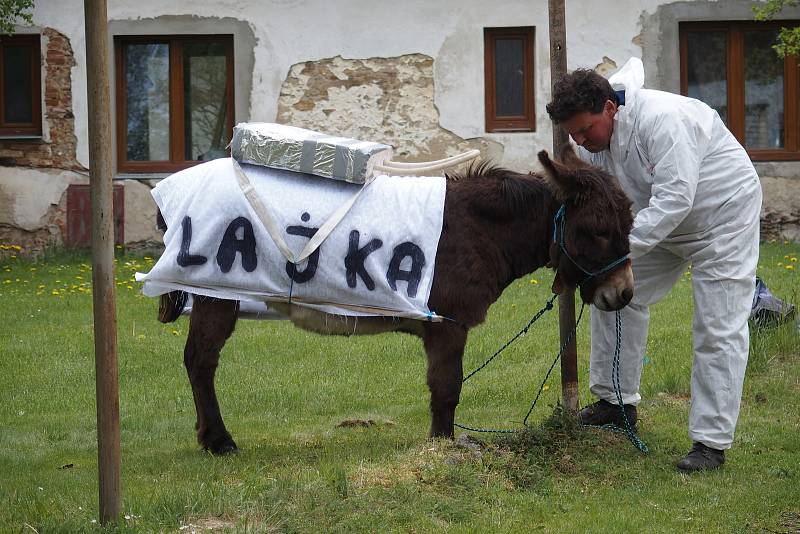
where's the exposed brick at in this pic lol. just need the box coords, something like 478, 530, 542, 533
0, 28, 83, 176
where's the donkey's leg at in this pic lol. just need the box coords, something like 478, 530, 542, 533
422, 322, 467, 438
184, 296, 239, 454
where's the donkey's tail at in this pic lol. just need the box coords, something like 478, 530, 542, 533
158, 290, 188, 323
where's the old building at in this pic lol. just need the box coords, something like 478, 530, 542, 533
1, 0, 799, 253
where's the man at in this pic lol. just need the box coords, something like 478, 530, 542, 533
546, 58, 762, 471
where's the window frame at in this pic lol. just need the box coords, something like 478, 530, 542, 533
483, 26, 536, 133
0, 34, 42, 137
114, 34, 235, 173
679, 20, 799, 161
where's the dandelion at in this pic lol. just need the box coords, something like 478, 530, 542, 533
778, 263, 783, 267
542, 384, 550, 391
126, 285, 133, 289
75, 275, 83, 280
792, 257, 798, 263
529, 278, 538, 284
787, 265, 795, 271
171, 330, 180, 336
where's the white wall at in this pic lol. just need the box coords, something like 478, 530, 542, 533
28, 0, 668, 172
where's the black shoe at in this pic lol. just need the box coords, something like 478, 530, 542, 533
676, 442, 725, 472
579, 399, 637, 428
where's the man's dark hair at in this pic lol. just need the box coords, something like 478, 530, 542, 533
546, 69, 618, 124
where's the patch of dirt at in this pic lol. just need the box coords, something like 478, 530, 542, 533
655, 391, 691, 407
779, 510, 800, 533
179, 517, 236, 532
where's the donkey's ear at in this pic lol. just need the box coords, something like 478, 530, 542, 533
538, 149, 578, 200
558, 143, 594, 170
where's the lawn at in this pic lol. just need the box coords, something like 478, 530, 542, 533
0, 242, 798, 533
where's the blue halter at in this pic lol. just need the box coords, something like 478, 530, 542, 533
552, 204, 629, 281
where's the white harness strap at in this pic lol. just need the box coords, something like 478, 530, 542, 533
232, 158, 377, 264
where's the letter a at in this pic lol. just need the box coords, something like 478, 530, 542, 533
386, 242, 426, 298
216, 217, 258, 273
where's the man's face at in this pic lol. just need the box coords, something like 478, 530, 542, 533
559, 100, 617, 153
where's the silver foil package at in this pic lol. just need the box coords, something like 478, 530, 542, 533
230, 123, 393, 184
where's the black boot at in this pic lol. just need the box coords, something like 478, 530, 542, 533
676, 442, 725, 472
579, 399, 637, 428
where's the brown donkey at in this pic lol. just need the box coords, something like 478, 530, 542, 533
158, 146, 635, 454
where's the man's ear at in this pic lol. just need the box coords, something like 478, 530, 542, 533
603, 99, 617, 117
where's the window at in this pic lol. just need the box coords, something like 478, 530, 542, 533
115, 35, 234, 172
484, 27, 535, 132
680, 21, 799, 161
0, 34, 42, 137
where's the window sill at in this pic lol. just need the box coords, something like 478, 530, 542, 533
0, 135, 44, 141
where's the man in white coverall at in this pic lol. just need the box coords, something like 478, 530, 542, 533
546, 58, 762, 471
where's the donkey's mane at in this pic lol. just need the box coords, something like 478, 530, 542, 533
446, 160, 552, 218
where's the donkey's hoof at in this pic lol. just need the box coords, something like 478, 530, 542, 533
201, 433, 239, 455
210, 441, 239, 456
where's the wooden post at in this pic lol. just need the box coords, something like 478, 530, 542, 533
548, 0, 579, 413
84, 0, 121, 522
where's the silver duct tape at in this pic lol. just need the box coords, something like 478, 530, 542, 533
231, 123, 393, 184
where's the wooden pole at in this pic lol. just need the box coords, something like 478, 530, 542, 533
548, 0, 579, 413
84, 0, 121, 522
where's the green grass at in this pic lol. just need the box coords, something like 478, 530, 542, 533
0, 242, 798, 533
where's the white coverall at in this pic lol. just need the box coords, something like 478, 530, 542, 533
580, 58, 762, 450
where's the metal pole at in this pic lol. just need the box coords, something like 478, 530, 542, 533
84, 0, 121, 522
548, 0, 579, 413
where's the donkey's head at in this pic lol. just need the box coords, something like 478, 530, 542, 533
538, 145, 634, 311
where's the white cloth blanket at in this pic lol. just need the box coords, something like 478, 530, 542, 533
136, 158, 447, 320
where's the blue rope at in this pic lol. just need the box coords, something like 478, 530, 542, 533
454, 300, 584, 434
462, 294, 558, 383
597, 311, 649, 453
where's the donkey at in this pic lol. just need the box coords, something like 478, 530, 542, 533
157, 146, 634, 454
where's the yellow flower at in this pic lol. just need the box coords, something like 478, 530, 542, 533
126, 285, 133, 290
542, 384, 550, 391
75, 275, 83, 280
778, 263, 783, 267
792, 257, 798, 263
171, 330, 180, 336
529, 279, 538, 284
784, 255, 790, 259
787, 265, 795, 271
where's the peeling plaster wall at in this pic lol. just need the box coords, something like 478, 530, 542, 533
277, 55, 500, 161
1, 0, 799, 252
